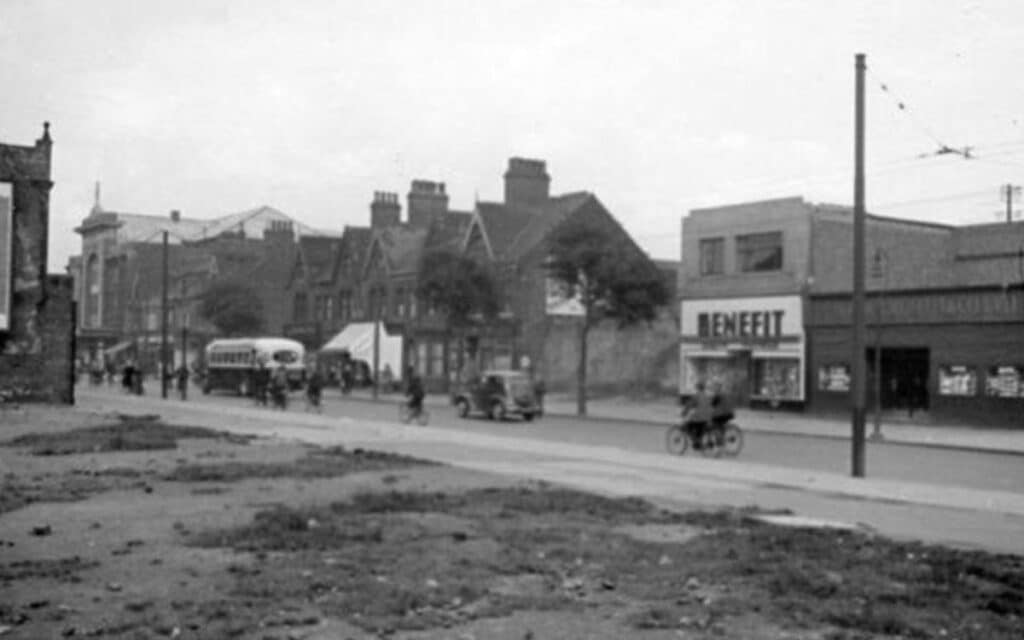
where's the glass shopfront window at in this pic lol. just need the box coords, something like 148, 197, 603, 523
985, 365, 1024, 398
938, 365, 978, 397
753, 358, 801, 400
818, 364, 851, 392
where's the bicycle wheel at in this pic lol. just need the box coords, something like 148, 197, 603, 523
721, 424, 744, 457
398, 403, 411, 423
699, 430, 723, 458
665, 425, 690, 455
416, 409, 430, 426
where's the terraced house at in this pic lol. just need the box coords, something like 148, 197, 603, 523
287, 158, 678, 393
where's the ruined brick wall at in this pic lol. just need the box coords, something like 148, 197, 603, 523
0, 125, 73, 404
0, 275, 74, 403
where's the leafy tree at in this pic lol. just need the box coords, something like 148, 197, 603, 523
416, 250, 500, 382
198, 280, 265, 337
546, 214, 670, 415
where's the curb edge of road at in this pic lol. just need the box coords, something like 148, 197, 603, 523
332, 391, 1024, 458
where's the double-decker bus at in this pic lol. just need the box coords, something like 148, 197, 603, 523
201, 337, 306, 395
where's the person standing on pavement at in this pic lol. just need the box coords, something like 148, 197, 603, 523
175, 364, 189, 401
405, 366, 425, 417
305, 362, 324, 412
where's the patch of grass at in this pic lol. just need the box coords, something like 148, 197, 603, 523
164, 445, 434, 483
0, 556, 101, 584
4, 420, 249, 455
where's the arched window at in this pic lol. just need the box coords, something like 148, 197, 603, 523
84, 253, 101, 328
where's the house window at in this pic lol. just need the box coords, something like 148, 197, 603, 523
699, 238, 725, 276
293, 292, 308, 323
337, 291, 351, 321
314, 295, 333, 322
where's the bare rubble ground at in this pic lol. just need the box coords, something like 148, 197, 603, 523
0, 406, 1022, 640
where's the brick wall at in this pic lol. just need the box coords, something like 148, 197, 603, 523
0, 275, 74, 403
0, 126, 73, 404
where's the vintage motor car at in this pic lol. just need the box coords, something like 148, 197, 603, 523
452, 369, 541, 421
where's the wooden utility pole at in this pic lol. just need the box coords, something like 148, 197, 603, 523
851, 53, 867, 478
1001, 184, 1020, 223
161, 230, 169, 399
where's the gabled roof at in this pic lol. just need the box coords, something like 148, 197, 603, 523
363, 225, 429, 278
296, 236, 342, 285
425, 210, 474, 253
463, 191, 593, 262
501, 191, 592, 261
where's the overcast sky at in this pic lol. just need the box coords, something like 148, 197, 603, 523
4, 0, 1024, 272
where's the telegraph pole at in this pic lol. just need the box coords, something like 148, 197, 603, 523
1001, 184, 1021, 223
851, 53, 867, 478
161, 230, 169, 399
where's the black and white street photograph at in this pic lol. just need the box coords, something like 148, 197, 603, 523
1, 1, 1023, 638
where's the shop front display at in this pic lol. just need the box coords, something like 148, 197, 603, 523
679, 295, 805, 404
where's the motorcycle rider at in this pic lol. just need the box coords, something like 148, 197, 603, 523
682, 380, 714, 448
710, 381, 735, 429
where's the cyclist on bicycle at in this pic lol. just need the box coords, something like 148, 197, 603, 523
682, 380, 714, 448
405, 366, 425, 417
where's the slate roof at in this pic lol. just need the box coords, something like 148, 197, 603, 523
470, 192, 593, 262
296, 236, 342, 284
372, 225, 430, 275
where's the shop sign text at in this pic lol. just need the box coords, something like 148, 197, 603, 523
697, 310, 785, 339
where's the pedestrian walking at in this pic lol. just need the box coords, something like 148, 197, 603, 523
175, 364, 189, 400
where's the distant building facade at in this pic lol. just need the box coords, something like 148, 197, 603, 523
70, 200, 320, 370
680, 196, 1024, 426
0, 124, 74, 404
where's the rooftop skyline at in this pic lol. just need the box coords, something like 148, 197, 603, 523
4, 0, 1024, 272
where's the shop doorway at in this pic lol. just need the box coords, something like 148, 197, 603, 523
868, 347, 930, 412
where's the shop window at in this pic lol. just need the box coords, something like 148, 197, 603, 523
985, 365, 1024, 398
817, 364, 850, 392
682, 356, 732, 393
938, 365, 978, 397
737, 231, 783, 272
699, 237, 725, 276
753, 358, 801, 400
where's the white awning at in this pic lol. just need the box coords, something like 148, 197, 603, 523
320, 322, 402, 374
103, 340, 134, 357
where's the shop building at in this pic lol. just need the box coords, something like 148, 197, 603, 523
679, 197, 814, 407
806, 212, 1024, 427
680, 195, 1024, 426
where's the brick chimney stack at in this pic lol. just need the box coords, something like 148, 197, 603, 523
170, 209, 181, 223
263, 219, 294, 245
370, 191, 401, 228
504, 157, 550, 206
407, 180, 449, 228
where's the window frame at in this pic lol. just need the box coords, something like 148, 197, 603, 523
736, 231, 784, 273
698, 237, 725, 276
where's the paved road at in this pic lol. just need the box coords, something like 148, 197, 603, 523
74, 386, 1024, 555
128, 384, 1024, 494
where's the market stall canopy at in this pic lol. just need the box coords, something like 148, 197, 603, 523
320, 322, 401, 374
103, 340, 134, 358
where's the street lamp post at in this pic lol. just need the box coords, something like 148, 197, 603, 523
870, 249, 886, 441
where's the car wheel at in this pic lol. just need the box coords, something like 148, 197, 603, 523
522, 412, 534, 422
490, 401, 507, 421
456, 398, 470, 418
